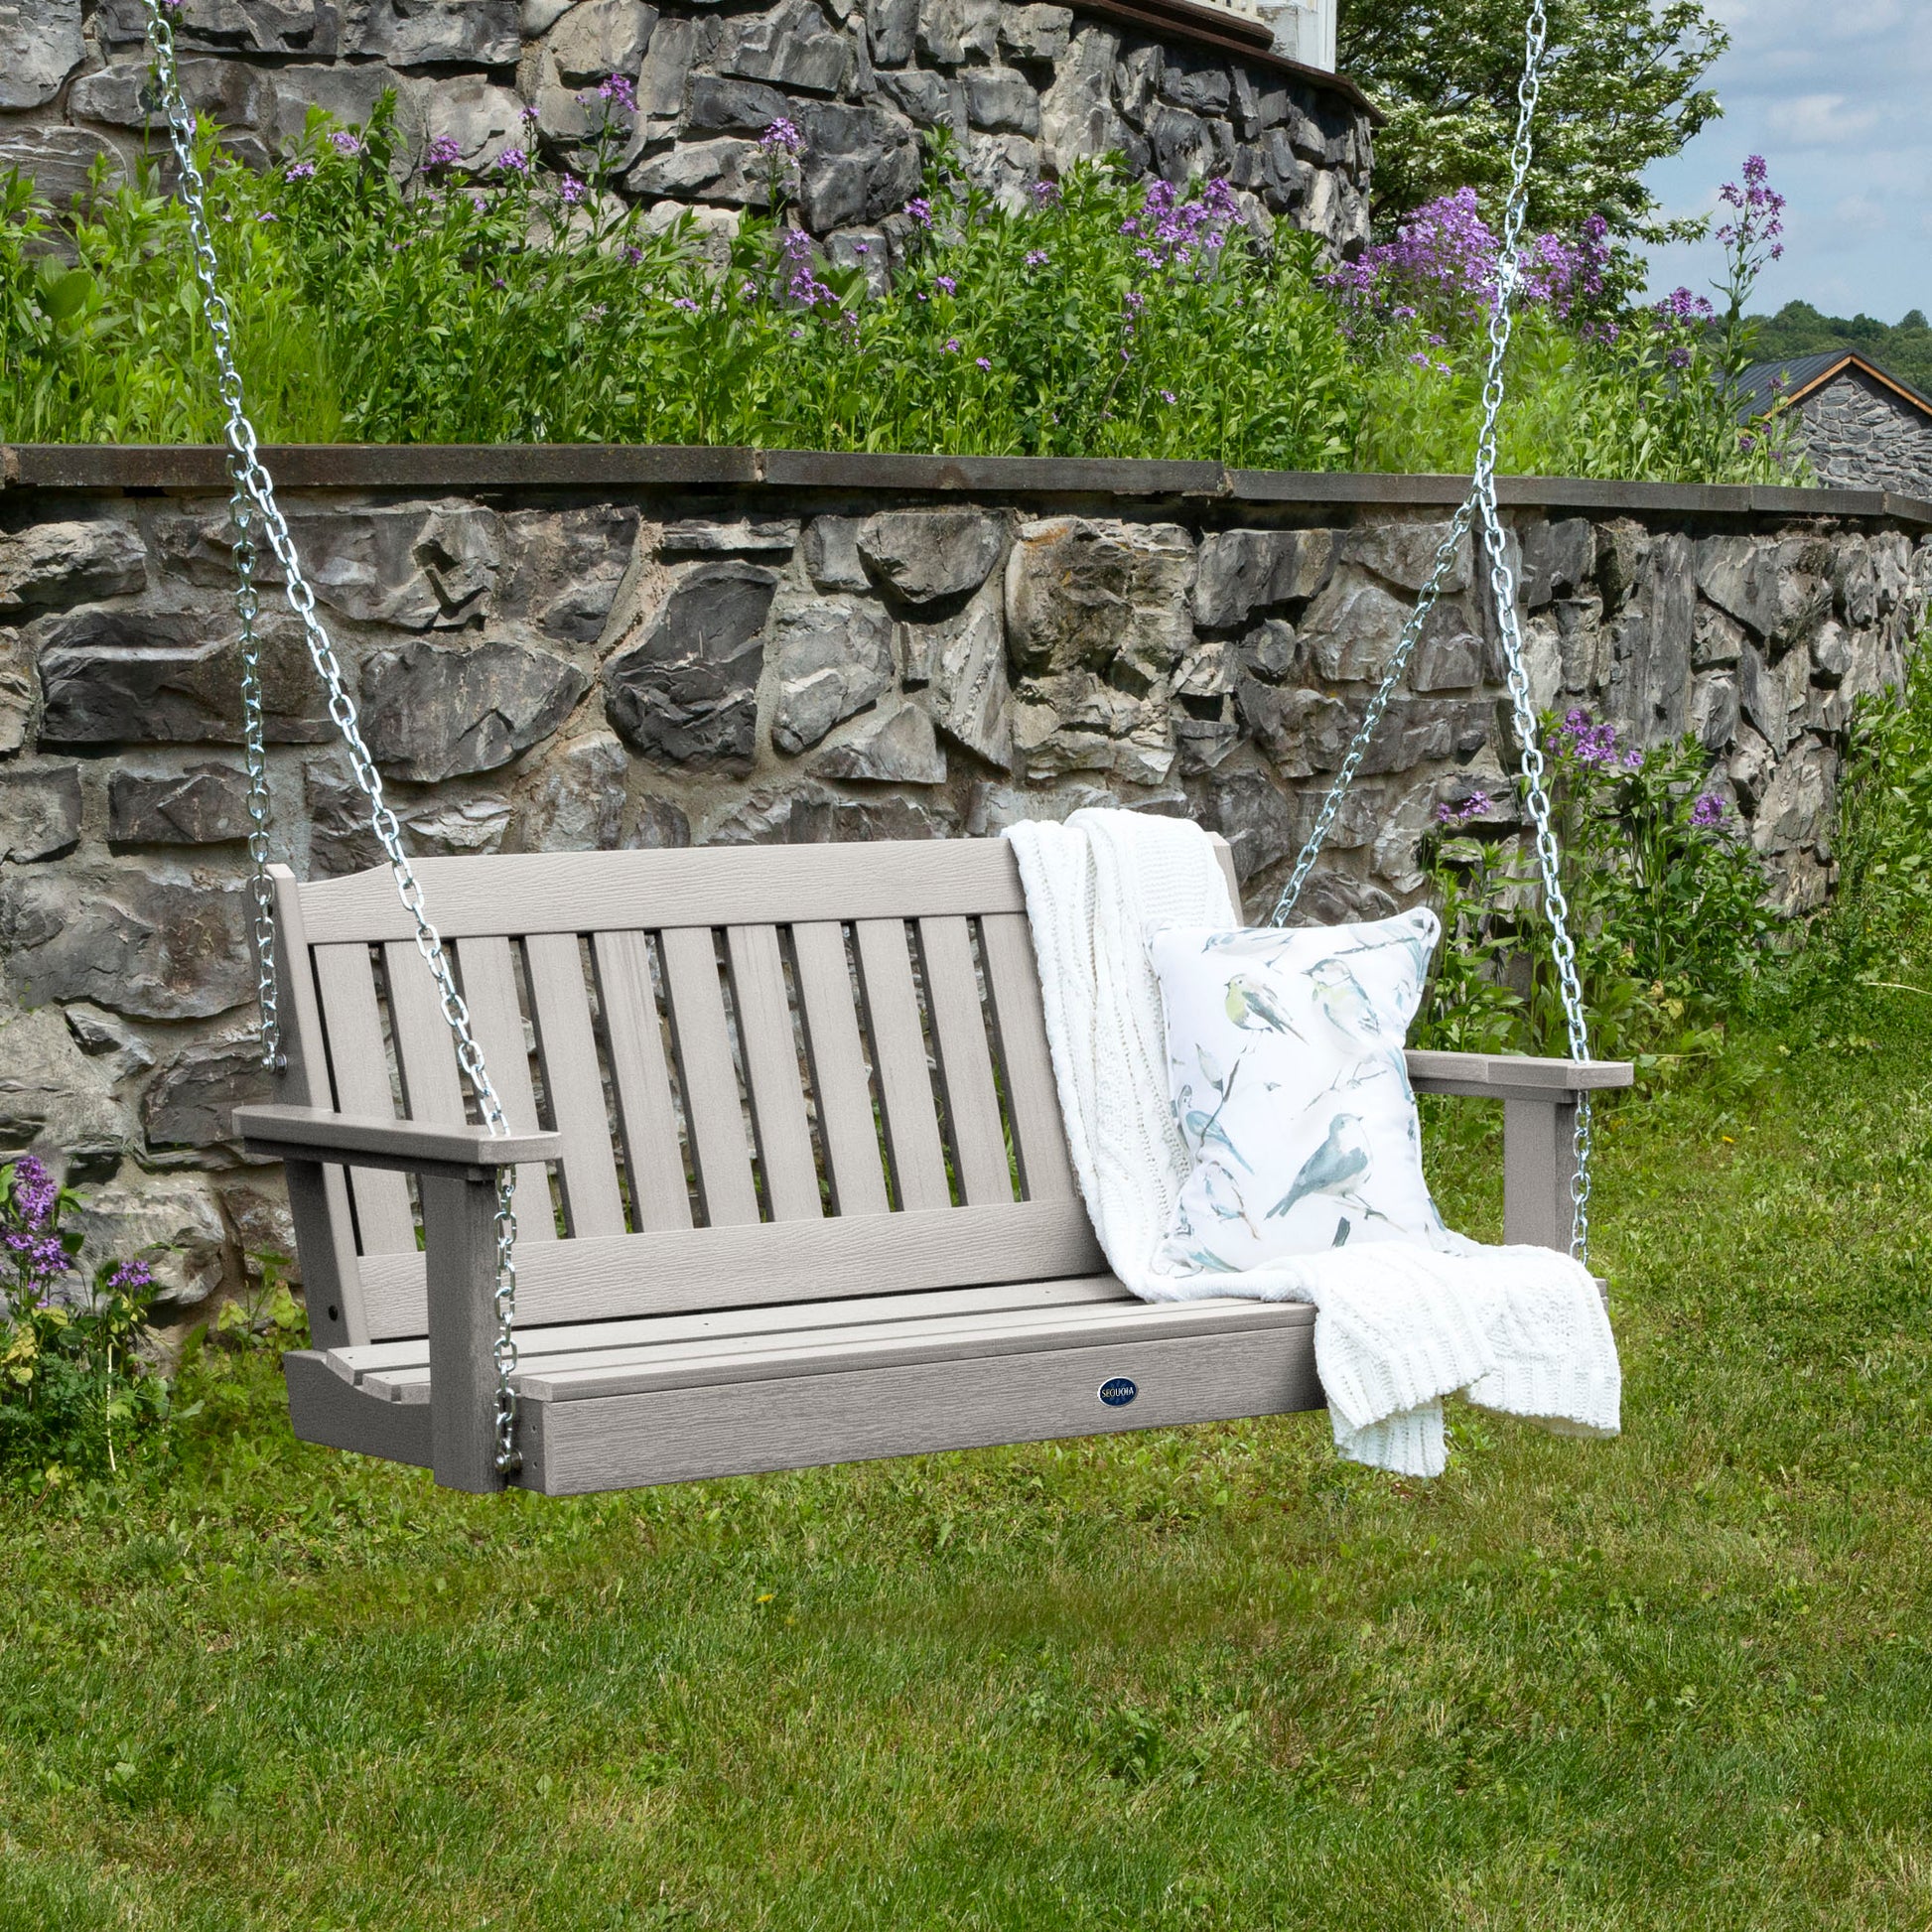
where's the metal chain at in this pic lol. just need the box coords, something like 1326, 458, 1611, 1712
228, 481, 282, 1073
1268, 0, 1593, 1262
143, 0, 525, 1471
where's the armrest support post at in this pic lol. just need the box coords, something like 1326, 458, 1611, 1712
1502, 1096, 1579, 1252
421, 1173, 505, 1493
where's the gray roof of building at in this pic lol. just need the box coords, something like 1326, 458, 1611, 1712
1736, 348, 1932, 422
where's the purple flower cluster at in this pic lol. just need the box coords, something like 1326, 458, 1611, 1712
904, 197, 932, 229
329, 131, 363, 158
1122, 176, 1240, 274
777, 224, 837, 309
496, 147, 530, 175
1718, 155, 1786, 271
1553, 707, 1624, 766
424, 134, 463, 170
1691, 792, 1726, 829
1024, 247, 1049, 269
1435, 789, 1491, 827
3, 1156, 71, 1296
286, 159, 317, 181
598, 72, 637, 113
559, 173, 586, 206
1325, 189, 1608, 333
760, 117, 804, 159
1031, 179, 1059, 208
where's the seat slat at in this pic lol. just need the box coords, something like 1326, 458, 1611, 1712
917, 916, 1014, 1206
355, 1195, 1107, 1338
524, 931, 626, 1238
351, 1293, 1302, 1402
657, 926, 760, 1226
853, 919, 952, 1213
452, 937, 555, 1241
978, 911, 1076, 1203
790, 921, 891, 1217
311, 944, 416, 1256
590, 931, 692, 1233
725, 926, 822, 1222
331, 1275, 1136, 1375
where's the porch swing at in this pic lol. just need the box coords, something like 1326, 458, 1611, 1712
137, 0, 1631, 1494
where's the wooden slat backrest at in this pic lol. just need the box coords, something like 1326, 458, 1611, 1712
287, 839, 1106, 1343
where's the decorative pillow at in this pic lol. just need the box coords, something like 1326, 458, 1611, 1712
1147, 908, 1451, 1276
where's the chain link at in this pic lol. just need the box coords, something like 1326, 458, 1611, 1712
1268, 0, 1593, 1262
144, 0, 524, 1472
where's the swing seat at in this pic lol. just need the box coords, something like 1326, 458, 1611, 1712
234, 838, 1632, 1494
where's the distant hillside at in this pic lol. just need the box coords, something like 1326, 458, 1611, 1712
1745, 303, 1932, 396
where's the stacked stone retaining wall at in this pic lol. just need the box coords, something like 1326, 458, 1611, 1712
3, 446, 1929, 1311
0, 0, 1374, 269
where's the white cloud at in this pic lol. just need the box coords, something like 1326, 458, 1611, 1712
1767, 93, 1879, 145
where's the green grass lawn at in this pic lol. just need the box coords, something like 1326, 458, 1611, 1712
4, 987, 1931, 1931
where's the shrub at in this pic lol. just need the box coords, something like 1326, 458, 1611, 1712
0, 1156, 176, 1485
1418, 708, 1782, 1061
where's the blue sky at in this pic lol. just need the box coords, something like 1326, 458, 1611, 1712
1639, 0, 1932, 322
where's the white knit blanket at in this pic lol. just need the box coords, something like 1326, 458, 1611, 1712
1004, 807, 1621, 1476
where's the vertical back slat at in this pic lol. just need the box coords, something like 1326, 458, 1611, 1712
523, 931, 626, 1238
790, 921, 891, 1218
978, 911, 1077, 1202
916, 916, 1014, 1206
312, 943, 417, 1255
386, 940, 470, 1120
590, 930, 693, 1232
657, 926, 761, 1227
724, 926, 823, 1222
852, 918, 952, 1213
453, 936, 556, 1241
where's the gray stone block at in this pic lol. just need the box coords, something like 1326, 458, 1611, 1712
602, 561, 777, 769
107, 761, 254, 845
97, 0, 339, 55
1000, 4, 1071, 62
1299, 572, 1410, 683
1, 0, 82, 109
917, 0, 1001, 67
877, 67, 966, 130
771, 594, 896, 755
1521, 516, 1595, 609
142, 1038, 271, 1154
859, 508, 1005, 607
813, 700, 947, 782
719, 0, 853, 93
355, 0, 521, 67
897, 584, 1011, 765
0, 129, 123, 209
69, 56, 269, 131
1006, 516, 1194, 682
545, 0, 656, 81
0, 762, 81, 864
622, 794, 693, 849
1343, 520, 1471, 595
803, 516, 872, 591
0, 521, 146, 617
36, 608, 333, 747
797, 102, 921, 228
0, 1006, 129, 1183
1159, 55, 1231, 115
70, 1173, 229, 1311
0, 870, 252, 1020
682, 73, 794, 137
1192, 527, 1332, 628
359, 637, 590, 781
869, 0, 919, 65
498, 506, 640, 642
965, 68, 1040, 136
661, 515, 800, 555
515, 731, 628, 852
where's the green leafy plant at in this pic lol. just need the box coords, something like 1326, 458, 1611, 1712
0, 1155, 176, 1485
1418, 709, 1782, 1061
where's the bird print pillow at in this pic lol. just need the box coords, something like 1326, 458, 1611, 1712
1147, 907, 1455, 1275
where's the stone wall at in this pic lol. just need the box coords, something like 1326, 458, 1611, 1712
3, 447, 1929, 1312
0, 0, 1374, 263
1792, 368, 1932, 500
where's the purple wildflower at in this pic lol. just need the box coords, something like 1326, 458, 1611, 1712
904, 197, 932, 228
777, 224, 836, 309
496, 147, 530, 175
944, 338, 961, 352
521, 102, 540, 125
1024, 248, 1048, 268
1434, 788, 1492, 828
10, 1156, 56, 1231
425, 134, 463, 170
286, 160, 317, 180
1554, 707, 1621, 766
255, 210, 278, 223
598, 72, 638, 113
935, 274, 956, 296
760, 117, 804, 158
560, 173, 586, 206
1160, 389, 1177, 405
1718, 155, 1786, 269
1031, 179, 1059, 207
108, 1259, 153, 1295
672, 296, 700, 313
975, 356, 991, 370
1691, 792, 1726, 829
329, 131, 362, 158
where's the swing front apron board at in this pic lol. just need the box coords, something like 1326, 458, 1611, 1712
235, 838, 1632, 1495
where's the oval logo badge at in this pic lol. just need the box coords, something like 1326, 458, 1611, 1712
1099, 1376, 1138, 1409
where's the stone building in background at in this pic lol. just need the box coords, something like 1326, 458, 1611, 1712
1737, 350, 1932, 499
0, 0, 1375, 265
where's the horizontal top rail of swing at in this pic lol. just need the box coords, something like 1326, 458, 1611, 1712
289, 843, 1038, 938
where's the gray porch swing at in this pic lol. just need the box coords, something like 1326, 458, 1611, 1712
139, 0, 1631, 1495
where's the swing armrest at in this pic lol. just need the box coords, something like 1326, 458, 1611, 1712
234, 1105, 562, 1181
1404, 1050, 1634, 1099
